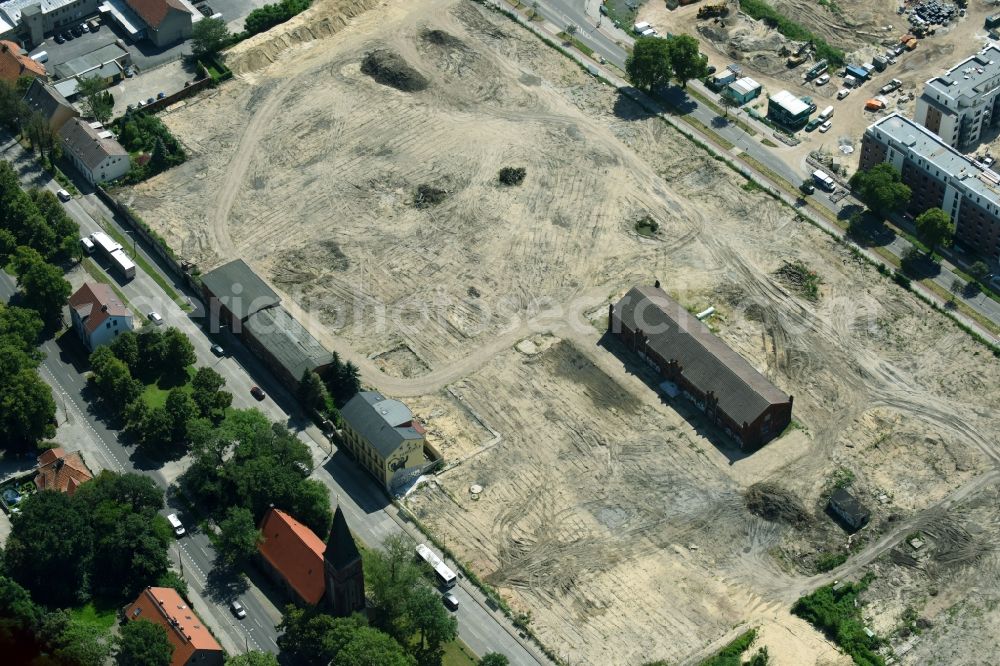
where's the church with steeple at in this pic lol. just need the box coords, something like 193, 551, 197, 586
257, 505, 365, 616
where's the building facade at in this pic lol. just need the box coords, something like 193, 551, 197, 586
22, 78, 78, 131
339, 392, 427, 491
726, 76, 762, 105
68, 282, 133, 350
609, 284, 793, 451
0, 39, 44, 82
0, 0, 102, 47
914, 44, 1000, 150
859, 113, 1000, 262
124, 0, 192, 47
125, 587, 223, 666
58, 117, 129, 184
767, 90, 814, 129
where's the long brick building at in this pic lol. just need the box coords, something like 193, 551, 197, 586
609, 285, 793, 450
858, 113, 1000, 263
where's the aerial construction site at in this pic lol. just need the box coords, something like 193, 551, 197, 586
123, 0, 1000, 662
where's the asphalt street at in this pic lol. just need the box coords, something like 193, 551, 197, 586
1, 135, 546, 664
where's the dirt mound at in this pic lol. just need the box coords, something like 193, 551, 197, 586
422, 28, 466, 49
744, 483, 812, 528
361, 49, 429, 92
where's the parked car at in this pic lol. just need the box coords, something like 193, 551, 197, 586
799, 181, 815, 195
148, 312, 164, 325
442, 593, 459, 611
53, 33, 65, 44
230, 600, 246, 619
56, 188, 70, 202
805, 118, 822, 132
80, 22, 89, 33
211, 344, 224, 356
70, 25, 83, 37
167, 513, 185, 537
819, 120, 833, 133
61, 31, 73, 41
250, 386, 266, 401
88, 18, 100, 31
815, 73, 830, 86
157, 91, 166, 99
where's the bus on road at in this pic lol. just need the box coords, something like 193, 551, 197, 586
416, 543, 457, 588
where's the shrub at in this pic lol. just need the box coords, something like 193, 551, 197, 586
499, 166, 527, 186
244, 0, 311, 36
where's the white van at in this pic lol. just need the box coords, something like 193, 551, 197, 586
79, 237, 95, 254
837, 88, 851, 100
818, 105, 835, 121
167, 513, 185, 537
30, 51, 48, 63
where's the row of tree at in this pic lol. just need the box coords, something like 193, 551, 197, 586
0, 303, 56, 450
625, 34, 709, 93
298, 352, 362, 422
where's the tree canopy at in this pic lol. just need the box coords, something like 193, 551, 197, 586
915, 207, 954, 256
115, 619, 173, 666
848, 164, 911, 215
216, 506, 262, 565
665, 34, 708, 88
77, 76, 114, 124
191, 17, 231, 57
625, 36, 673, 92
277, 608, 415, 666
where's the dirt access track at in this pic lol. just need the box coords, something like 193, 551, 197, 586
124, 0, 1000, 662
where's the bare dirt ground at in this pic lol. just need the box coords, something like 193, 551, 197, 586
125, 0, 1000, 662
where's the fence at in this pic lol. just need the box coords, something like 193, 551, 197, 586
135, 76, 214, 115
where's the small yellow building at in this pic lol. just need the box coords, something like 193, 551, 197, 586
339, 392, 426, 491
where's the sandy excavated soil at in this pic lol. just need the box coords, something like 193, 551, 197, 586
126, 0, 1000, 662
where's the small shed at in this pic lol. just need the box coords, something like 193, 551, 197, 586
828, 488, 870, 532
845, 65, 870, 81
726, 77, 762, 105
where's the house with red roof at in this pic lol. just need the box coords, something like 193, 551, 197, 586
35, 448, 93, 496
0, 40, 45, 83
124, 0, 192, 47
257, 507, 365, 616
125, 587, 223, 666
68, 282, 133, 351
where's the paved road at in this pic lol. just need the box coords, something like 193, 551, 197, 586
518, 0, 1000, 337
1, 137, 547, 663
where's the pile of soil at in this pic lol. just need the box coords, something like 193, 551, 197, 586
422, 28, 466, 49
361, 49, 429, 92
414, 184, 448, 208
744, 482, 812, 528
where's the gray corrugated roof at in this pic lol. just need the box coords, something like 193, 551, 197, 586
340, 392, 423, 459
200, 259, 280, 321
243, 306, 334, 381
22, 79, 76, 122
614, 286, 789, 426
52, 43, 129, 81
58, 118, 128, 171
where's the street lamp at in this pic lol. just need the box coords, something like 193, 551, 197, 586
125, 230, 136, 255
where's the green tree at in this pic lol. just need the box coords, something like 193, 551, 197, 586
165, 387, 197, 442
0, 368, 56, 448
216, 506, 262, 565
109, 330, 141, 374
848, 163, 911, 215
135, 406, 173, 451
299, 369, 331, 413
39, 610, 112, 666
665, 34, 708, 88
326, 353, 361, 406
162, 327, 196, 373
0, 229, 16, 263
915, 207, 954, 256
191, 16, 231, 57
28, 189, 79, 261
150, 137, 170, 172
0, 304, 43, 352
5, 491, 92, 607
78, 76, 113, 124
404, 585, 457, 663
277, 606, 343, 664
16, 257, 71, 322
480, 653, 510, 666
192, 366, 231, 419
337, 626, 415, 666
0, 575, 43, 631
225, 653, 279, 666
364, 534, 425, 639
89, 347, 143, 415
968, 260, 990, 283
115, 619, 173, 666
625, 36, 673, 92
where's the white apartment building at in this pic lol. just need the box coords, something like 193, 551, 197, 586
914, 44, 1000, 150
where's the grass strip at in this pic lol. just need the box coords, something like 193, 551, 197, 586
97, 220, 190, 311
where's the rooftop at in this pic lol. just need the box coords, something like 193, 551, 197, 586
729, 77, 760, 95
0, 0, 82, 24
126, 587, 222, 666
58, 118, 128, 172
0, 40, 45, 82
125, 0, 189, 28
340, 392, 425, 459
613, 285, 790, 426
769, 89, 810, 116
258, 508, 326, 605
35, 448, 92, 496
22, 79, 77, 123
68, 282, 131, 334
924, 43, 1000, 101
867, 113, 1000, 202
52, 43, 129, 81
243, 306, 334, 382
201, 259, 280, 322
829, 488, 870, 521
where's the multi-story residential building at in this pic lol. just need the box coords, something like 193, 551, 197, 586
339, 392, 429, 491
859, 113, 1000, 262
125, 587, 223, 666
68, 282, 133, 350
58, 117, 130, 185
914, 44, 1000, 150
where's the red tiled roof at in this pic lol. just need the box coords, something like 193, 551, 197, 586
125, 587, 222, 666
35, 448, 92, 496
0, 40, 45, 83
125, 0, 188, 29
69, 283, 130, 334
258, 508, 326, 605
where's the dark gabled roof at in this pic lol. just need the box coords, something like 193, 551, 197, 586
324, 505, 361, 571
829, 488, 869, 521
613, 285, 790, 426
58, 118, 128, 171
22, 79, 76, 124
243, 306, 334, 381
340, 392, 424, 458
200, 259, 280, 321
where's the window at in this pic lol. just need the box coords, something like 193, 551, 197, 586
106, 322, 111, 329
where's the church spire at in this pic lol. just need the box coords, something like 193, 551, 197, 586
325, 504, 361, 570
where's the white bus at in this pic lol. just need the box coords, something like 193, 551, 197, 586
415, 543, 457, 588
109, 249, 136, 280
89, 231, 122, 256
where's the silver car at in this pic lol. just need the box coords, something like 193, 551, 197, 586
230, 600, 246, 619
